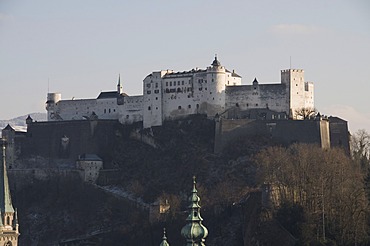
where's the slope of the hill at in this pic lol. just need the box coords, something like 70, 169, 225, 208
12, 115, 276, 245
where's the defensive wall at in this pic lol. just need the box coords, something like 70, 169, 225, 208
328, 116, 350, 155
2, 111, 350, 168
8, 168, 81, 191
214, 117, 331, 153
19, 119, 121, 162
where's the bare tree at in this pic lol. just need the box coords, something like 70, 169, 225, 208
255, 144, 368, 244
351, 129, 370, 164
294, 107, 317, 120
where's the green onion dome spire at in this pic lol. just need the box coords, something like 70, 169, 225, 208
160, 228, 170, 246
181, 176, 208, 246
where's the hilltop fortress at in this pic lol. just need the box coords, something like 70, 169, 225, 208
2, 56, 350, 164
46, 56, 314, 128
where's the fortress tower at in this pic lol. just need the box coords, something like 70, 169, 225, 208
46, 92, 62, 121
0, 140, 20, 246
281, 69, 314, 119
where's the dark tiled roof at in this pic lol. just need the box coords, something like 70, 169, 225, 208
163, 69, 206, 78
232, 72, 242, 78
97, 91, 128, 99
328, 116, 347, 123
211, 56, 221, 66
225, 69, 242, 78
78, 154, 102, 161
3, 124, 14, 131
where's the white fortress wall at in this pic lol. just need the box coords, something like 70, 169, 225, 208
96, 98, 119, 119
118, 96, 143, 124
304, 82, 314, 109
162, 72, 198, 120
143, 71, 166, 128
258, 84, 288, 112
225, 83, 287, 113
55, 98, 97, 120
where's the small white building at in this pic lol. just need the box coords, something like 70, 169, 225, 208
76, 154, 103, 183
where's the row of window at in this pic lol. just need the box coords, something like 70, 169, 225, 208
165, 88, 192, 93
166, 80, 186, 87
104, 108, 116, 113
146, 83, 159, 88
148, 104, 200, 111
236, 103, 280, 108
146, 89, 160, 94
148, 78, 217, 88
236, 103, 260, 107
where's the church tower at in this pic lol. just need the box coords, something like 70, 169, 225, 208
181, 176, 208, 246
159, 228, 170, 246
0, 139, 19, 246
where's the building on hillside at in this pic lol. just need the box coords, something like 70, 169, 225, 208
0, 140, 20, 246
45, 56, 314, 128
46, 74, 143, 124
76, 154, 103, 183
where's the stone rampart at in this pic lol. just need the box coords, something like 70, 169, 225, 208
22, 120, 120, 161
215, 118, 331, 153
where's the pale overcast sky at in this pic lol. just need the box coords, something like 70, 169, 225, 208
0, 0, 369, 133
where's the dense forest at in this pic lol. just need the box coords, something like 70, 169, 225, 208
11, 116, 370, 245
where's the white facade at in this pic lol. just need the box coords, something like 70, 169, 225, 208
46, 57, 314, 127
142, 57, 242, 128
226, 69, 314, 119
